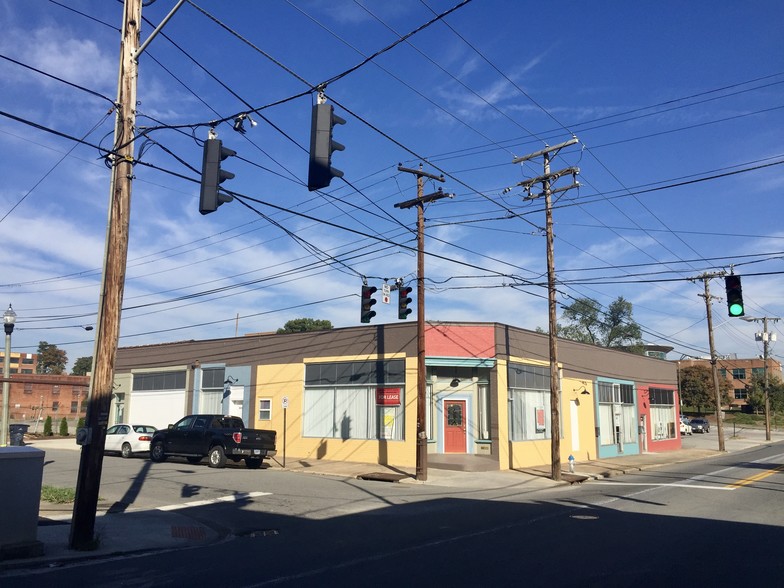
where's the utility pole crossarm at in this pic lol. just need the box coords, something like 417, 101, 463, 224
518, 166, 580, 190
512, 137, 578, 164
397, 164, 445, 183
394, 188, 453, 210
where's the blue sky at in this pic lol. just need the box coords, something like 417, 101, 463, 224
1, 0, 783, 368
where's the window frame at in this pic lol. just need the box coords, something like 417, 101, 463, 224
258, 398, 272, 421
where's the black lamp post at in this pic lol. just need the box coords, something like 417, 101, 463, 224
1, 304, 17, 447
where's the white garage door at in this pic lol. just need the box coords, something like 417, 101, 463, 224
129, 390, 186, 429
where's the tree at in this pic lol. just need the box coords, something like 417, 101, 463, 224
43, 415, 53, 436
768, 376, 784, 419
545, 296, 644, 353
679, 365, 732, 414
746, 374, 784, 416
59, 417, 69, 436
276, 318, 333, 334
36, 341, 67, 374
71, 356, 93, 376
745, 374, 766, 414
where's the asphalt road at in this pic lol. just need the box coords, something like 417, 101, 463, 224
25, 441, 784, 587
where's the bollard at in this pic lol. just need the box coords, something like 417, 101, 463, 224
568, 454, 575, 473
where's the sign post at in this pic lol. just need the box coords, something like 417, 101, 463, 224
281, 396, 288, 468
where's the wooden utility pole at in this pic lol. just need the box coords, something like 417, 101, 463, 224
395, 165, 449, 482
69, 0, 141, 550
742, 316, 780, 441
512, 138, 579, 481
68, 0, 186, 550
697, 274, 726, 452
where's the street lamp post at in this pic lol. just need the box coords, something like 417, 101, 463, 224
1, 304, 17, 447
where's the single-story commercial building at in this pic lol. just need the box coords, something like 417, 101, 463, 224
112, 321, 681, 470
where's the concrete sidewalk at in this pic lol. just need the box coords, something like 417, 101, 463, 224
3, 426, 782, 572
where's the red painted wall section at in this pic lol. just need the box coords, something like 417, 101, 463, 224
425, 324, 496, 358
638, 384, 682, 452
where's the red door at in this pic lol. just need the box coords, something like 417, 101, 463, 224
444, 400, 467, 453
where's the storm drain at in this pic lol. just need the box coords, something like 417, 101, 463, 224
356, 472, 409, 483
171, 525, 208, 540
237, 529, 280, 538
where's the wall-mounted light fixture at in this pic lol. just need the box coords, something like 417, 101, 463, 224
450, 378, 460, 388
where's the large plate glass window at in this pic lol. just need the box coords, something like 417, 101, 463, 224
508, 363, 552, 441
303, 360, 405, 441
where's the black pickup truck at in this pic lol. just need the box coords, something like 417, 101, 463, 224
149, 414, 276, 469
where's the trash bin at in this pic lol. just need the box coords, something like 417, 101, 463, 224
9, 424, 29, 446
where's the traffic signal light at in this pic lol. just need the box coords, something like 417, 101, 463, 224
308, 103, 345, 191
199, 138, 236, 215
398, 285, 413, 320
361, 285, 377, 323
725, 275, 744, 317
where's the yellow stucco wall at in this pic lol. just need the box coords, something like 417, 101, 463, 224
250, 353, 417, 468
498, 357, 597, 470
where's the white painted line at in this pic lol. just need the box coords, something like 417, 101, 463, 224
592, 482, 733, 490
157, 491, 272, 511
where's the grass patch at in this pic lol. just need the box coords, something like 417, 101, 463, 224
726, 412, 758, 425
41, 485, 76, 504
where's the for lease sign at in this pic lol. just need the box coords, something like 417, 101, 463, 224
376, 387, 401, 406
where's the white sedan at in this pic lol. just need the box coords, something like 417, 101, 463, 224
105, 424, 157, 458
679, 418, 692, 436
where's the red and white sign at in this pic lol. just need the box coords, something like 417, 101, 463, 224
376, 387, 401, 406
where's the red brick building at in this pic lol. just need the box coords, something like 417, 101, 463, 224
3, 373, 90, 427
676, 357, 782, 409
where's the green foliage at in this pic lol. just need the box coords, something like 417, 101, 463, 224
59, 417, 69, 436
679, 365, 732, 413
71, 356, 93, 376
43, 415, 53, 436
745, 374, 784, 416
41, 485, 76, 504
769, 376, 784, 414
36, 341, 68, 375
77, 417, 85, 429
276, 318, 333, 334
548, 296, 644, 353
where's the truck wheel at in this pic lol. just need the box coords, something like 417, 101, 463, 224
150, 441, 166, 462
245, 457, 262, 469
121, 442, 133, 459
208, 445, 227, 468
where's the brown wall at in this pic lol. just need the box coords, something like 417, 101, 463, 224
495, 323, 677, 385
115, 323, 418, 372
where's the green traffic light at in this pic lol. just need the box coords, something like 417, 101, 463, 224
729, 303, 744, 317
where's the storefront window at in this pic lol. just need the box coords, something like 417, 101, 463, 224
478, 384, 490, 440
303, 360, 405, 441
598, 381, 636, 446
649, 388, 676, 440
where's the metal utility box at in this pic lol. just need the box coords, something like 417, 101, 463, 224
0, 446, 44, 559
